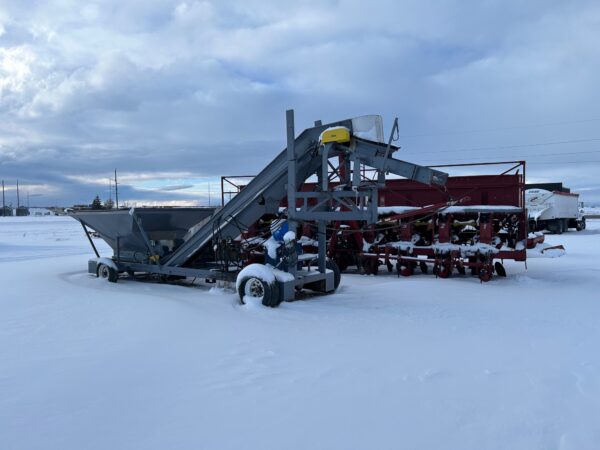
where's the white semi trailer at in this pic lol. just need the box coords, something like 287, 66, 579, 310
526, 188, 586, 233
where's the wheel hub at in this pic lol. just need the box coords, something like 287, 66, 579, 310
245, 278, 265, 299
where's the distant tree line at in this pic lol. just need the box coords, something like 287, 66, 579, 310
91, 195, 115, 210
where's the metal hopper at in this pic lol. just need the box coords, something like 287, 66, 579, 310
70, 207, 215, 262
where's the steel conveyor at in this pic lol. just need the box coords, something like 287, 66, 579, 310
74, 110, 448, 305
162, 115, 447, 268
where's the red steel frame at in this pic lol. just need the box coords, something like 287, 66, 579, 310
221, 161, 527, 282
221, 175, 255, 207
328, 161, 527, 281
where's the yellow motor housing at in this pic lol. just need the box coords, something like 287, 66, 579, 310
320, 126, 351, 144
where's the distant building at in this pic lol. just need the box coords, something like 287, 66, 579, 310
1, 206, 13, 216
72, 204, 92, 211
29, 208, 54, 216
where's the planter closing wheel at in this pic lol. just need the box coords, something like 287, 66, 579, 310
479, 267, 492, 282
494, 261, 507, 277
97, 263, 118, 283
236, 265, 281, 307
437, 258, 452, 278
396, 261, 414, 277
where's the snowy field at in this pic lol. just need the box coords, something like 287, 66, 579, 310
1, 216, 600, 450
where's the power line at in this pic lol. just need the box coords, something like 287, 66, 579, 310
419, 159, 600, 166
413, 149, 600, 164
526, 150, 600, 157
401, 137, 600, 156
399, 117, 600, 139
529, 160, 600, 165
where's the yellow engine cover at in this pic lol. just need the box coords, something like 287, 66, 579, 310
320, 126, 351, 144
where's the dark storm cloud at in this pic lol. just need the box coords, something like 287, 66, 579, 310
1, 0, 599, 205
149, 184, 194, 192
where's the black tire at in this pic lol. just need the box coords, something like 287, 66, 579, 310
237, 275, 280, 307
304, 259, 341, 293
327, 259, 341, 290
265, 281, 281, 308
334, 254, 350, 272
97, 263, 118, 283
494, 261, 507, 277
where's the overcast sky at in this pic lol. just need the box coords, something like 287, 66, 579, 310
1, 0, 600, 207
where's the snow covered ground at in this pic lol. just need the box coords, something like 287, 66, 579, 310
1, 216, 600, 450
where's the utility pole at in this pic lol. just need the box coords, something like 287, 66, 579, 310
1, 180, 5, 216
208, 182, 211, 206
114, 169, 119, 208
16, 180, 20, 207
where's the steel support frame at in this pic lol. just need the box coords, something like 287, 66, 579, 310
80, 110, 450, 302
287, 109, 335, 292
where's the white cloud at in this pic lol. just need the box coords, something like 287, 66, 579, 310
0, 0, 599, 204
0, 45, 35, 97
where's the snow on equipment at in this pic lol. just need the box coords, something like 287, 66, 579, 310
224, 163, 528, 282
291, 161, 527, 282
221, 165, 528, 281
71, 111, 448, 306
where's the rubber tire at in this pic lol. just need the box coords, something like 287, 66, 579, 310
553, 220, 562, 234
237, 276, 280, 307
336, 256, 349, 273
494, 261, 507, 277
304, 260, 341, 293
97, 263, 118, 283
328, 260, 342, 290
265, 281, 281, 308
